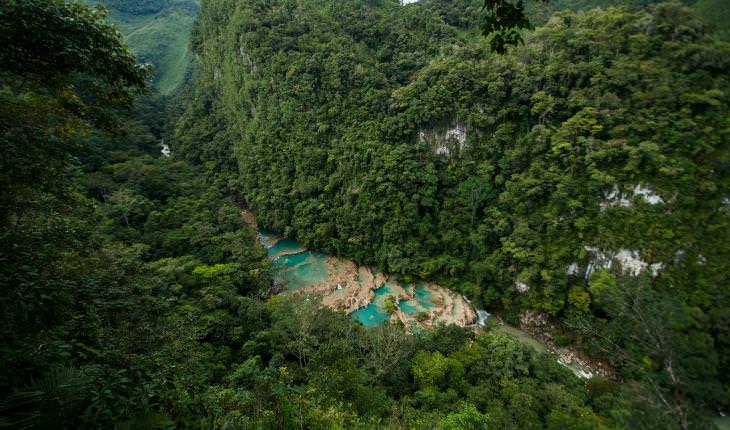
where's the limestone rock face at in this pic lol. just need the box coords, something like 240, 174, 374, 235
600, 183, 664, 209
515, 281, 530, 294
418, 119, 466, 157
584, 246, 663, 278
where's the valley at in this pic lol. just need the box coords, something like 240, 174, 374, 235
246, 210, 614, 379
1, 0, 728, 428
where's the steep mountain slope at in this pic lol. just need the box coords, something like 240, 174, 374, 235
180, 0, 728, 304
533, 0, 730, 40
694, 0, 730, 40
176, 0, 729, 423
2, 0, 729, 427
84, 0, 199, 94
425, 0, 729, 41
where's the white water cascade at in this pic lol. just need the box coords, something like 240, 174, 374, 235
160, 139, 171, 157
476, 309, 490, 326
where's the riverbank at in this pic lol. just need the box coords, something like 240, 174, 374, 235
515, 311, 617, 379
242, 209, 610, 378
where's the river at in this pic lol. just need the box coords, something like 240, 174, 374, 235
259, 229, 476, 331
249, 215, 598, 379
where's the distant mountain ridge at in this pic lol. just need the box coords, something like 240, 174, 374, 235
83, 0, 199, 95
88, 0, 726, 94
98, 0, 198, 15
539, 0, 729, 38
423, 0, 728, 40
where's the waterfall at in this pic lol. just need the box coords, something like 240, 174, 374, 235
160, 139, 171, 157
477, 310, 490, 326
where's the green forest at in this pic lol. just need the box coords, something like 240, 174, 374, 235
80, 0, 199, 94
1, 0, 728, 429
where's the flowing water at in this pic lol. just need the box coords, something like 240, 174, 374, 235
476, 309, 490, 326
256, 227, 597, 379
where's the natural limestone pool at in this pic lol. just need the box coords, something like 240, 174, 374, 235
351, 285, 395, 327
400, 283, 435, 314
260, 229, 330, 290
244, 211, 601, 378
255, 226, 476, 332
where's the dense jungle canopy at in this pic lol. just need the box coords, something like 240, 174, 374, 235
0, 0, 728, 428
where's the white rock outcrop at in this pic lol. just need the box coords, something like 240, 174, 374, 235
584, 246, 663, 278
567, 263, 580, 275
160, 140, 171, 157
515, 281, 530, 294
418, 119, 466, 156
600, 183, 664, 209
633, 184, 664, 204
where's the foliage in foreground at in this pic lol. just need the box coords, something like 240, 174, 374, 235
0, 0, 727, 428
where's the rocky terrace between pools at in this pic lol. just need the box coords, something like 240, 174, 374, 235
242, 210, 604, 378
246, 212, 477, 333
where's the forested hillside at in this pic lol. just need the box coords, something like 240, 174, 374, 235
177, 0, 730, 427
1, 0, 728, 428
82, 0, 199, 94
